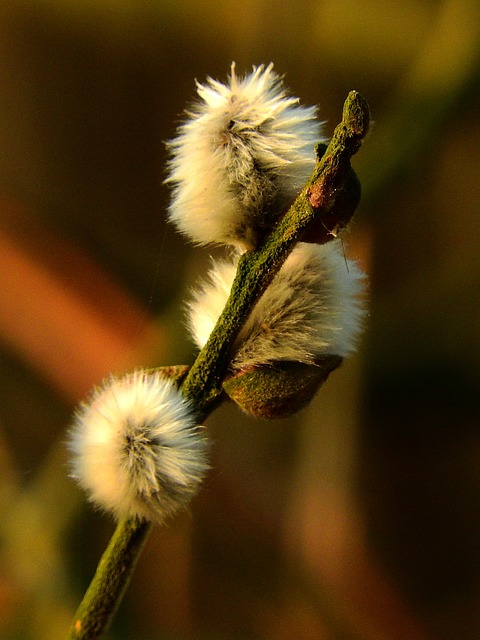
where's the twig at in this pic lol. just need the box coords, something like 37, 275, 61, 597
67, 89, 370, 640
181, 90, 370, 415
68, 518, 151, 639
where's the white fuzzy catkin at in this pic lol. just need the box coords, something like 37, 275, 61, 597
69, 371, 209, 523
165, 63, 324, 249
188, 241, 366, 366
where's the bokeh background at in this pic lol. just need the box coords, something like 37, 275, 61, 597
0, 0, 479, 638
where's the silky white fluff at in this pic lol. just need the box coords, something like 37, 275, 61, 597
188, 241, 366, 366
166, 63, 324, 249
69, 371, 209, 523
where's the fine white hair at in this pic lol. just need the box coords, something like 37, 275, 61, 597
188, 241, 366, 366
166, 63, 325, 249
69, 371, 209, 523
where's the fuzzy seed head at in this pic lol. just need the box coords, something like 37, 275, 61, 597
188, 241, 366, 366
166, 63, 325, 249
69, 371, 209, 523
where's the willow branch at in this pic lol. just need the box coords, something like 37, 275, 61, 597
68, 518, 151, 639
181, 90, 370, 415
67, 90, 370, 640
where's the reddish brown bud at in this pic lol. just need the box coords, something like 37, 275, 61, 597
303, 167, 361, 244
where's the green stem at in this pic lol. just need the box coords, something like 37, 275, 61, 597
67, 90, 370, 639
68, 517, 151, 639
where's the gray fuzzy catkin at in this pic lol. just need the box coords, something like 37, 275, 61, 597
188, 241, 367, 367
166, 63, 325, 249
69, 371, 209, 522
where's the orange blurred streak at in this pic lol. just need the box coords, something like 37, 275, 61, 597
0, 221, 166, 403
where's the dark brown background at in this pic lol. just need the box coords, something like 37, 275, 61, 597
0, 1, 479, 638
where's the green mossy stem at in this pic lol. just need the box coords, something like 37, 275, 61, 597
67, 90, 370, 640
68, 517, 151, 639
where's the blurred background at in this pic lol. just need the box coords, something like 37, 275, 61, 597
0, 0, 479, 638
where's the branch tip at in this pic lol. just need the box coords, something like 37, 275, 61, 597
343, 90, 370, 139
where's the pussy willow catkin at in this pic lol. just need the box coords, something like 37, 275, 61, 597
69, 64, 368, 516
69, 371, 209, 522
188, 241, 366, 367
165, 63, 325, 249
